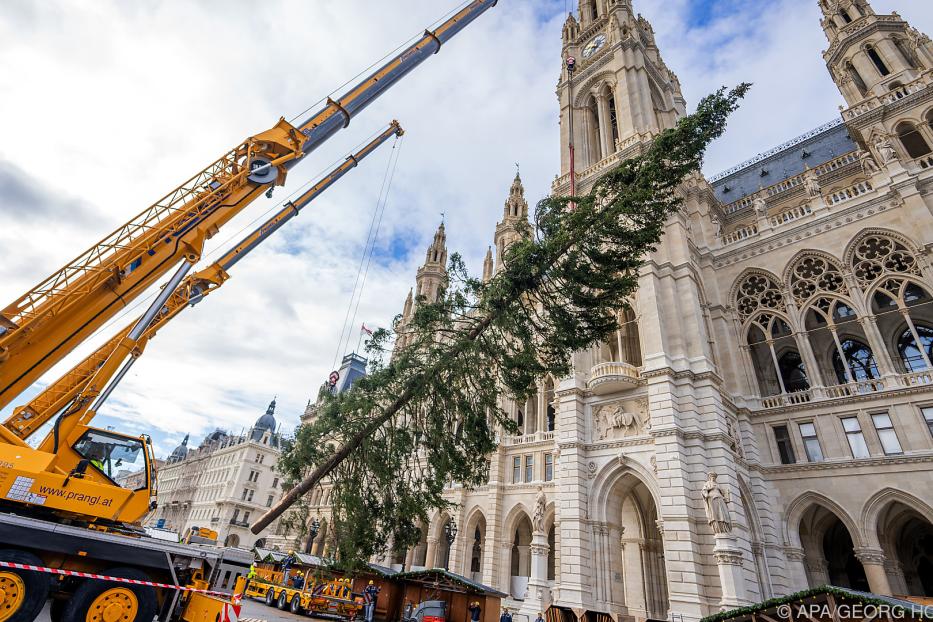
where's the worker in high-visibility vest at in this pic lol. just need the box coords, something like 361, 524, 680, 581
245, 563, 257, 592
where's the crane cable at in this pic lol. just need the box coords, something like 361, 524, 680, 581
330, 134, 405, 372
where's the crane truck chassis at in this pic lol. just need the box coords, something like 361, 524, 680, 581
0, 512, 252, 622
0, 2, 498, 621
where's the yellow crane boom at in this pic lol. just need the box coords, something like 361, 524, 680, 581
2, 123, 403, 451
0, 0, 498, 411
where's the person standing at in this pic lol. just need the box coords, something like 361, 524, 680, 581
535, 612, 545, 622
500, 608, 512, 622
364, 580, 381, 622
469, 601, 482, 622
244, 563, 257, 593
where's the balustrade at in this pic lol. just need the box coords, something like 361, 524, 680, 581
826, 180, 873, 206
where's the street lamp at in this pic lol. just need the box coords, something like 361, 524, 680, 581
443, 519, 458, 571
305, 516, 321, 554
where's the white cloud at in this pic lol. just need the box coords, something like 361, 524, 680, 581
1, 0, 930, 455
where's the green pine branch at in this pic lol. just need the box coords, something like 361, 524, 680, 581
254, 85, 750, 568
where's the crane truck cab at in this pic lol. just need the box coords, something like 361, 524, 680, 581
0, 426, 157, 525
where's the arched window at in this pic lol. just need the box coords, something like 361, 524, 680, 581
851, 234, 921, 289
585, 95, 603, 165
866, 45, 890, 76
779, 351, 810, 392
588, 0, 599, 21
789, 255, 848, 306
873, 281, 933, 372
544, 377, 556, 432
607, 94, 620, 147
840, 10, 852, 24
896, 122, 932, 159
832, 339, 879, 383
847, 62, 868, 96
898, 325, 933, 372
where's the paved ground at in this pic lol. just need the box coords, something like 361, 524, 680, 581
240, 596, 309, 622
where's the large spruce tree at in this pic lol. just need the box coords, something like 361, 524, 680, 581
258, 86, 750, 567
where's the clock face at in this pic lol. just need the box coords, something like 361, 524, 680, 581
582, 34, 607, 59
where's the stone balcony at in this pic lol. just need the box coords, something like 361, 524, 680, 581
750, 370, 933, 412
587, 361, 642, 395
842, 70, 933, 122
503, 431, 555, 446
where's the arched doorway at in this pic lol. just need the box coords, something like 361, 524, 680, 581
876, 501, 933, 596
798, 505, 868, 590
412, 525, 428, 569
224, 533, 240, 548
463, 511, 487, 582
605, 473, 668, 620
509, 514, 533, 599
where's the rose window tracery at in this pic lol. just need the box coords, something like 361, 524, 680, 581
736, 274, 786, 321
851, 235, 920, 288
789, 256, 847, 305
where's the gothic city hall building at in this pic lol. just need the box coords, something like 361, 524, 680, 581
302, 1, 933, 620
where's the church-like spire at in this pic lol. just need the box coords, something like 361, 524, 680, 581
403, 288, 414, 318
503, 171, 529, 221
483, 247, 494, 282
820, 0, 932, 106
415, 223, 448, 304
424, 222, 448, 267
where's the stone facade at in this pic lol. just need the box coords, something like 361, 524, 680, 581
145, 399, 285, 549
395, 1, 933, 620
297, 1, 933, 620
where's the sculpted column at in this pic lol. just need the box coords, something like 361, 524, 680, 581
520, 488, 552, 618
425, 537, 439, 569
703, 473, 748, 608
855, 548, 893, 596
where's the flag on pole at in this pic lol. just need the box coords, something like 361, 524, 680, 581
361, 323, 374, 336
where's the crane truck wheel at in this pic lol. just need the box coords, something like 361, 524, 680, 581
264, 588, 276, 607
0, 549, 49, 622
289, 595, 303, 615
276, 591, 288, 610
60, 568, 157, 622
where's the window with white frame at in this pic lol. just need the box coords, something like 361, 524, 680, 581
524, 455, 534, 483
841, 416, 870, 458
545, 454, 554, 482
871, 413, 902, 455
512, 457, 521, 484
923, 407, 933, 438
798, 422, 824, 462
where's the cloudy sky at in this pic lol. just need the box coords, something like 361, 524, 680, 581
1, 0, 931, 458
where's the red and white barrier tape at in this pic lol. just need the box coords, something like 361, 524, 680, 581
0, 560, 237, 598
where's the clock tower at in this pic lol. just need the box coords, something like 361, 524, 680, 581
555, 0, 686, 196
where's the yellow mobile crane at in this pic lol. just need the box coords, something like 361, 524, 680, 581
0, 2, 497, 621
0, 121, 402, 525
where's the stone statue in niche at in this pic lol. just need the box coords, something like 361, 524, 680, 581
753, 193, 768, 217
803, 168, 821, 198
874, 134, 899, 164
533, 486, 547, 533
726, 418, 744, 458
702, 472, 733, 535
594, 401, 645, 440
860, 149, 880, 175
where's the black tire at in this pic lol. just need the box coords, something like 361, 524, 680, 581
49, 599, 66, 622
290, 594, 303, 615
0, 549, 49, 622
265, 588, 276, 607
277, 591, 288, 610
60, 567, 157, 622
